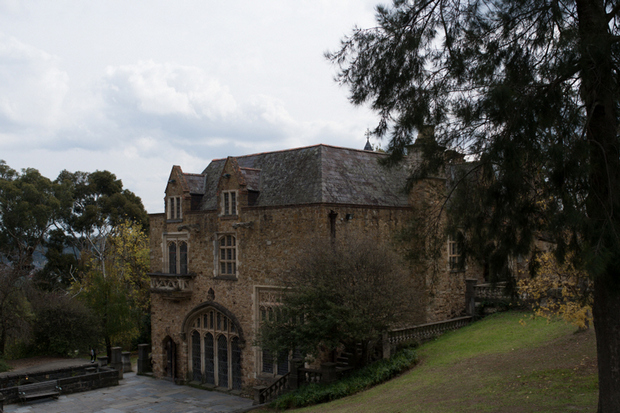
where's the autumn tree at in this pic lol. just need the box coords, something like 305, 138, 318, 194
328, 1, 620, 410
71, 220, 150, 358
259, 239, 423, 367
518, 251, 593, 330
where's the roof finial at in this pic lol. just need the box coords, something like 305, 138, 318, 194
364, 129, 373, 151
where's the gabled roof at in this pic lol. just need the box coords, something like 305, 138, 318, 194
197, 144, 412, 210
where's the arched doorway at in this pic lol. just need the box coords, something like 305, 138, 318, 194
184, 304, 244, 390
163, 336, 177, 382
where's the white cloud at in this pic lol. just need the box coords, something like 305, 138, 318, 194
0, 33, 69, 132
102, 61, 238, 119
0, 1, 381, 213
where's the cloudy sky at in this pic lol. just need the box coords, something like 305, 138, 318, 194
0, 0, 381, 213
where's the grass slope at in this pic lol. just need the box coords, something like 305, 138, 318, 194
286, 312, 597, 413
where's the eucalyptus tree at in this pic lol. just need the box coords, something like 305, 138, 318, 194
0, 161, 62, 354
328, 1, 620, 410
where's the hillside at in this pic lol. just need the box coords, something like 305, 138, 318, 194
274, 312, 598, 413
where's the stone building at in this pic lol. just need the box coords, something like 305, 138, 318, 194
148, 143, 483, 392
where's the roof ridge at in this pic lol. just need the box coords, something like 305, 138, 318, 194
210, 143, 384, 163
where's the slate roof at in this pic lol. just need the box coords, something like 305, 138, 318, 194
198, 144, 412, 210
184, 174, 206, 194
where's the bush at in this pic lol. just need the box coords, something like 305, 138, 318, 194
0, 359, 11, 373
271, 346, 418, 410
31, 292, 102, 356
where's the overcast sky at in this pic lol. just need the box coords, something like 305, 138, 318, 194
0, 0, 381, 213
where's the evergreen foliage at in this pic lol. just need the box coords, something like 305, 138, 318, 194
328, 1, 620, 410
271, 346, 418, 410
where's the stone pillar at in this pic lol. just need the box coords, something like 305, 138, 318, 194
288, 358, 304, 390
110, 347, 124, 379
137, 344, 151, 375
253, 386, 266, 405
465, 279, 478, 316
321, 362, 337, 385
382, 331, 391, 360
122, 351, 132, 373
98, 356, 109, 367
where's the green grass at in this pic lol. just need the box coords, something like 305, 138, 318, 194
271, 347, 418, 410
259, 311, 598, 413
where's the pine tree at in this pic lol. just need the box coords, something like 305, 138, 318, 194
328, 1, 620, 411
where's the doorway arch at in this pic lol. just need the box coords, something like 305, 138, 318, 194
182, 302, 245, 390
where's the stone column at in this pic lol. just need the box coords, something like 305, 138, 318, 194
465, 279, 478, 316
288, 358, 304, 390
137, 344, 151, 375
98, 356, 109, 367
122, 351, 132, 373
382, 331, 391, 360
110, 347, 124, 379
253, 386, 266, 404
320, 362, 337, 385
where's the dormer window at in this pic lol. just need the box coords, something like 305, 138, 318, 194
167, 196, 182, 220
222, 191, 237, 216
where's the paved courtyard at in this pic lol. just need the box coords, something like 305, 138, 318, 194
4, 372, 255, 413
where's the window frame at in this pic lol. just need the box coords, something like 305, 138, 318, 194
221, 190, 237, 216
216, 234, 237, 278
164, 233, 189, 274
448, 232, 465, 272
167, 196, 182, 220
255, 286, 293, 377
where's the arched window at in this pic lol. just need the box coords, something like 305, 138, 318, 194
204, 333, 215, 385
165, 237, 189, 274
217, 335, 228, 387
168, 242, 177, 274
187, 307, 241, 390
191, 331, 201, 382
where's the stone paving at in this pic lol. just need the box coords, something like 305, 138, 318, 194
4, 372, 255, 413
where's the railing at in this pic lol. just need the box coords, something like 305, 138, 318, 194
298, 368, 322, 384
383, 316, 473, 358
148, 273, 194, 300
254, 361, 337, 405
474, 281, 508, 301
255, 373, 290, 405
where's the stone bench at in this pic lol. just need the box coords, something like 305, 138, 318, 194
17, 380, 61, 403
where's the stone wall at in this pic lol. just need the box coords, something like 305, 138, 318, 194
0, 366, 119, 404
150, 201, 430, 391
149, 164, 484, 392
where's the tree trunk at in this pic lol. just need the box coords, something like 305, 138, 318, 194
576, 1, 620, 411
592, 276, 620, 412
105, 335, 112, 361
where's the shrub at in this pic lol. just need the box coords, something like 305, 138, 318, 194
31, 292, 102, 356
0, 359, 11, 373
271, 346, 418, 410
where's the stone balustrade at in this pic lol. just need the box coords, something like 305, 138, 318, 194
148, 273, 195, 300
383, 316, 473, 358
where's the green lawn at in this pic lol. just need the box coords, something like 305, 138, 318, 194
265, 312, 598, 413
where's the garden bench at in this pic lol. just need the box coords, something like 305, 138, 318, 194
18, 380, 61, 403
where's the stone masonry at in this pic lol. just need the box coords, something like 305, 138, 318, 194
148, 143, 485, 394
